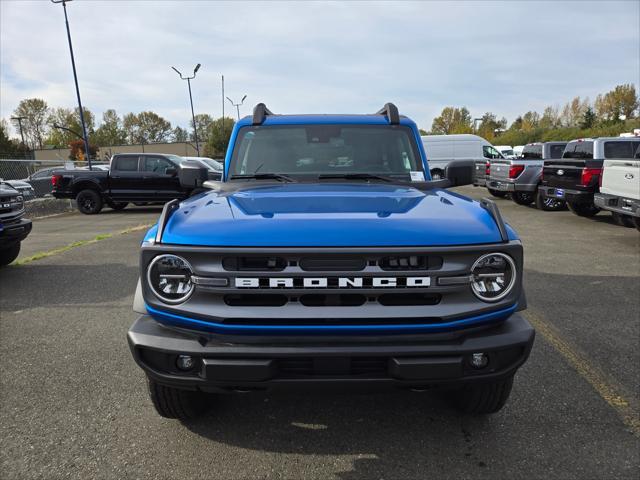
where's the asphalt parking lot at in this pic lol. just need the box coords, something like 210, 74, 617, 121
1, 187, 639, 479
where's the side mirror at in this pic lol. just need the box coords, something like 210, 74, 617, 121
178, 160, 208, 189
207, 171, 222, 181
444, 160, 474, 187
165, 167, 177, 176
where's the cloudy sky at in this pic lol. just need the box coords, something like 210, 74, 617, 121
1, 0, 638, 134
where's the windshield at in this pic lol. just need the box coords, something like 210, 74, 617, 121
201, 158, 223, 171
229, 125, 423, 179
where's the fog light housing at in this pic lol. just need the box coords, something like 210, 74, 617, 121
469, 352, 489, 369
176, 355, 196, 371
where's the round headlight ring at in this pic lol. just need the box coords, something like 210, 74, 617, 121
470, 252, 517, 302
147, 254, 195, 304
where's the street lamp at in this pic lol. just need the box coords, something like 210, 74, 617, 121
226, 95, 247, 120
51, 0, 92, 170
53, 124, 83, 140
171, 63, 201, 156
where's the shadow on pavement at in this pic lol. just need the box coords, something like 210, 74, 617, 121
183, 390, 493, 479
0, 263, 139, 309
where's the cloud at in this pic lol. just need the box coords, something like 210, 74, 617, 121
1, 0, 638, 135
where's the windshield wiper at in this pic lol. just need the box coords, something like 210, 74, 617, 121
317, 173, 394, 182
230, 173, 296, 183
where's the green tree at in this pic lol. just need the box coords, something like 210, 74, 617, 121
595, 84, 639, 121
204, 117, 235, 157
122, 111, 172, 143
191, 113, 214, 143
45, 106, 96, 148
520, 111, 540, 131
431, 107, 472, 134
580, 107, 597, 129
172, 126, 189, 142
0, 119, 25, 156
476, 112, 506, 141
539, 106, 561, 129
12, 98, 50, 149
94, 109, 126, 146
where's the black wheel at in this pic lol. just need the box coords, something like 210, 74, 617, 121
448, 376, 514, 414
0, 242, 20, 267
567, 201, 600, 217
535, 190, 565, 211
487, 188, 508, 198
430, 169, 444, 180
512, 191, 535, 206
611, 212, 634, 228
108, 202, 128, 211
147, 379, 210, 420
76, 189, 103, 215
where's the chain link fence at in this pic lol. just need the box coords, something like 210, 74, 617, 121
0, 158, 108, 218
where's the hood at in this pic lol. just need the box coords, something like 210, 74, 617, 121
158, 183, 515, 247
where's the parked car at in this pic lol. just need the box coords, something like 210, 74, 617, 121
127, 103, 534, 421
4, 179, 36, 200
21, 166, 64, 197
495, 145, 517, 159
421, 134, 505, 187
513, 145, 525, 158
540, 137, 640, 217
181, 156, 223, 180
51, 153, 194, 214
594, 142, 640, 230
0, 180, 32, 266
487, 142, 567, 210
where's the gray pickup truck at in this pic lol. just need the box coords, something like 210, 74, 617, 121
486, 142, 567, 210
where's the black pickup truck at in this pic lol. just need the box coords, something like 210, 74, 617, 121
539, 137, 640, 217
52, 153, 220, 214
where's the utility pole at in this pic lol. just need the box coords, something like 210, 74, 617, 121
226, 95, 247, 120
51, 0, 92, 169
171, 64, 201, 156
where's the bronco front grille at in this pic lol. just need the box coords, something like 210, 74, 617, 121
141, 244, 523, 329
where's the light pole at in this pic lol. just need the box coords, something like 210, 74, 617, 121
226, 95, 247, 120
171, 64, 201, 156
51, 0, 92, 170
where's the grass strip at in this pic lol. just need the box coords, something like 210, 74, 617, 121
12, 224, 152, 266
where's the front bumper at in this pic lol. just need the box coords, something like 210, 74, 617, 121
0, 218, 32, 247
539, 186, 594, 204
594, 193, 640, 217
128, 313, 535, 393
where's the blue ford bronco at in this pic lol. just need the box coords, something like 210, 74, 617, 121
127, 103, 535, 420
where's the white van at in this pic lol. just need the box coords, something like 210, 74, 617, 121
421, 134, 504, 184
494, 145, 516, 159
513, 145, 525, 158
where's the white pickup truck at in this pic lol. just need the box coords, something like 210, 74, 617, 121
594, 142, 640, 230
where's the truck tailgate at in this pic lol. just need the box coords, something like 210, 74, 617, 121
543, 160, 585, 189
489, 160, 511, 180
601, 159, 640, 200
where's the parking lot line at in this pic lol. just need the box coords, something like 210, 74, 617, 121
524, 309, 640, 436
12, 223, 152, 266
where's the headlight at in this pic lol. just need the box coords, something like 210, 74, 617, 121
470, 253, 516, 302
147, 254, 194, 304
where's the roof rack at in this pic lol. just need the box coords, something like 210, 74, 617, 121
480, 198, 508, 242
376, 102, 400, 125
252, 103, 274, 125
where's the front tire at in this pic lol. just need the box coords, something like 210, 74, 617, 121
448, 376, 514, 414
147, 380, 210, 420
567, 201, 600, 217
535, 190, 565, 211
76, 189, 103, 215
0, 242, 20, 267
512, 191, 535, 206
487, 188, 508, 198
